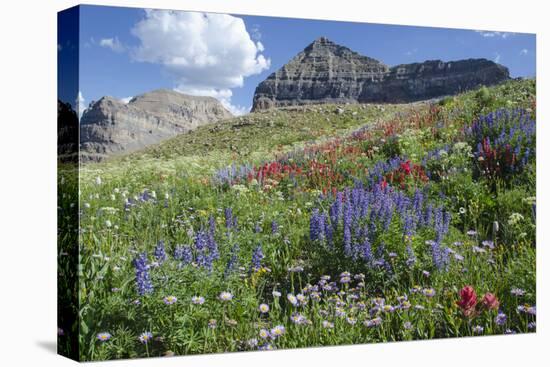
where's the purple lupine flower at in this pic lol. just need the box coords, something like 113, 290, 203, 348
207, 231, 219, 261
208, 215, 216, 235
330, 192, 343, 228
443, 211, 451, 234
224, 208, 233, 229
310, 209, 323, 242
194, 230, 208, 268
153, 240, 166, 264
427, 240, 444, 270
434, 207, 444, 242
424, 204, 433, 227
413, 189, 424, 221
271, 220, 279, 234
224, 244, 239, 277
251, 244, 264, 271
343, 203, 353, 257
133, 252, 153, 296
174, 245, 193, 266
359, 230, 373, 263
324, 220, 334, 249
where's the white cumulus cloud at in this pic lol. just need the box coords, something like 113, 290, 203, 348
75, 91, 86, 119
494, 52, 501, 63
519, 49, 529, 55
174, 87, 250, 116
99, 37, 125, 53
130, 10, 269, 115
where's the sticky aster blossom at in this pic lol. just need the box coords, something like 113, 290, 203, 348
287, 294, 298, 306
259, 343, 275, 351
191, 296, 205, 305
422, 288, 436, 297
270, 325, 286, 338
258, 303, 270, 313
339, 276, 351, 284
97, 332, 112, 342
163, 295, 177, 305
510, 288, 526, 297
290, 313, 306, 324
219, 291, 233, 302
364, 317, 383, 328
383, 304, 396, 313
139, 331, 153, 344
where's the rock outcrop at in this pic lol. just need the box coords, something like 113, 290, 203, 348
80, 89, 232, 160
252, 37, 510, 110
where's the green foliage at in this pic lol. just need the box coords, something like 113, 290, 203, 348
381, 135, 402, 158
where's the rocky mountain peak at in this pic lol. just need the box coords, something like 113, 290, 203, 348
252, 38, 509, 110
80, 89, 233, 161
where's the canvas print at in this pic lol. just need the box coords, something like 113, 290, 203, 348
57, 4, 536, 361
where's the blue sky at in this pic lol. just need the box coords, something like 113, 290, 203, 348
62, 5, 536, 115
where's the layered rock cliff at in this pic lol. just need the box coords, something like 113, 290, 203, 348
252, 37, 510, 110
80, 89, 232, 161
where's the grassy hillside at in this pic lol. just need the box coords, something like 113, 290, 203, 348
59, 78, 536, 360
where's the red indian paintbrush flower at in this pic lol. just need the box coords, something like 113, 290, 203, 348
457, 285, 478, 316
481, 292, 500, 310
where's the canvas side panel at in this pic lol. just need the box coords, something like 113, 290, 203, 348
57, 5, 80, 361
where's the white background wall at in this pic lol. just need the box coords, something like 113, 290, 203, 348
0, 0, 547, 366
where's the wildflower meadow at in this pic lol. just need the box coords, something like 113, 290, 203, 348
58, 79, 536, 360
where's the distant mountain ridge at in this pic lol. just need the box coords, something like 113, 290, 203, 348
252, 37, 510, 110
80, 89, 233, 161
